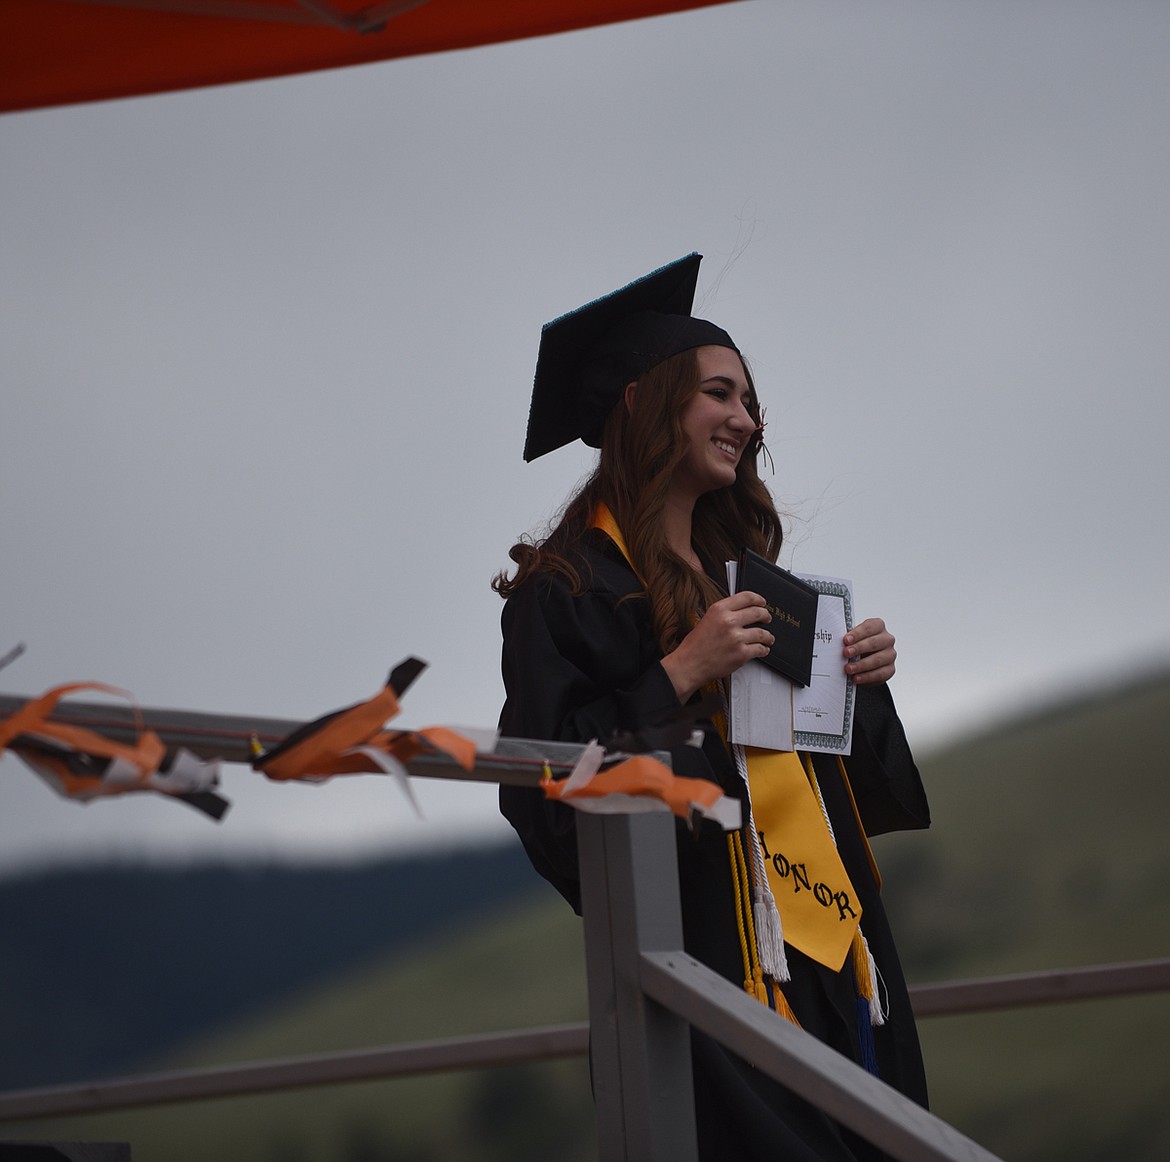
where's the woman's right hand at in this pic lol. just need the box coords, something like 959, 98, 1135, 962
660, 591, 774, 703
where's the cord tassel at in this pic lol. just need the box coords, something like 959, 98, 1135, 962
729, 831, 799, 1022
850, 929, 886, 1027
856, 996, 879, 1076
728, 834, 756, 999
753, 895, 788, 982
771, 980, 801, 1027
732, 741, 790, 982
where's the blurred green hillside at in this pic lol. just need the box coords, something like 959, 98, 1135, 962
0, 846, 541, 1091
5, 888, 595, 1162
876, 667, 1170, 1161
5, 669, 1169, 1161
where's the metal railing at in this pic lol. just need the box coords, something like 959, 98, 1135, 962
2, 695, 1167, 1158
1, 954, 1164, 1126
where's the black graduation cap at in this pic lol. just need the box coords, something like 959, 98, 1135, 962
523, 253, 739, 461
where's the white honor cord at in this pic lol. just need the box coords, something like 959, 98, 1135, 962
731, 739, 789, 983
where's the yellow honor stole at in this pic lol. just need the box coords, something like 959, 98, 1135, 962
746, 748, 859, 971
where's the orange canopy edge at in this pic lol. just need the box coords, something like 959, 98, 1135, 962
0, 0, 742, 114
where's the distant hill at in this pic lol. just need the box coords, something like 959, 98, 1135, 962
879, 665, 1170, 978
875, 666, 1170, 1161
3, 668, 1169, 1161
4, 890, 595, 1162
0, 844, 540, 1090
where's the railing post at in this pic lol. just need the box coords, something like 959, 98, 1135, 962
577, 810, 698, 1162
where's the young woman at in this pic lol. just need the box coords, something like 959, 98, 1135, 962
494, 254, 930, 1161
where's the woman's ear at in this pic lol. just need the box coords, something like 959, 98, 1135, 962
623, 381, 637, 414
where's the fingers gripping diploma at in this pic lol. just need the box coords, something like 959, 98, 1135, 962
661, 591, 775, 703
843, 617, 897, 685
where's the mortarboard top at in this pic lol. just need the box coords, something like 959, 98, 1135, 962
523, 253, 739, 461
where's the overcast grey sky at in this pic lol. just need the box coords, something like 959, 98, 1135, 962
2, 0, 1168, 872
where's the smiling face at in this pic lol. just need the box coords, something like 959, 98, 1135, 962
670, 345, 757, 503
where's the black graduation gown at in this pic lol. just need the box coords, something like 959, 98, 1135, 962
498, 529, 931, 1162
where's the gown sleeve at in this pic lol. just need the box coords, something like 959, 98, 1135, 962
496, 564, 686, 912
498, 570, 682, 747
844, 683, 931, 836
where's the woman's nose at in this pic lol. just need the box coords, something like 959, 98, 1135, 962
729, 400, 753, 430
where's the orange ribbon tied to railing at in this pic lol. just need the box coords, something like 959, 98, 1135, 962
542, 744, 741, 831
251, 677, 405, 783
0, 681, 228, 819
250, 659, 482, 816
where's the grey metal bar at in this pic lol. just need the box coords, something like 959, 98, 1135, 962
578, 811, 698, 1162
59, 0, 351, 25
0, 1024, 589, 1123
909, 958, 1170, 1017
640, 949, 1005, 1162
0, 692, 292, 762
293, 0, 423, 33
2, 955, 1166, 1127
362, 0, 434, 25
4, 954, 1164, 1122
0, 692, 586, 786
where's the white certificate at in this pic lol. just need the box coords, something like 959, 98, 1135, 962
793, 574, 855, 755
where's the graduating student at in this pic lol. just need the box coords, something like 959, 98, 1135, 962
494, 254, 930, 1161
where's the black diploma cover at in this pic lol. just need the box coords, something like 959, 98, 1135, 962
735, 549, 819, 687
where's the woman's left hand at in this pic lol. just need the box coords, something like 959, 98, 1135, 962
842, 618, 897, 685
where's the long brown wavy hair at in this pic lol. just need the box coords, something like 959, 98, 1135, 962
493, 347, 783, 654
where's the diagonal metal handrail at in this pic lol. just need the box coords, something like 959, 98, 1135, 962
639, 949, 1003, 1162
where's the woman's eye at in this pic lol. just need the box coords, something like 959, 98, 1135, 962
706, 387, 729, 400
